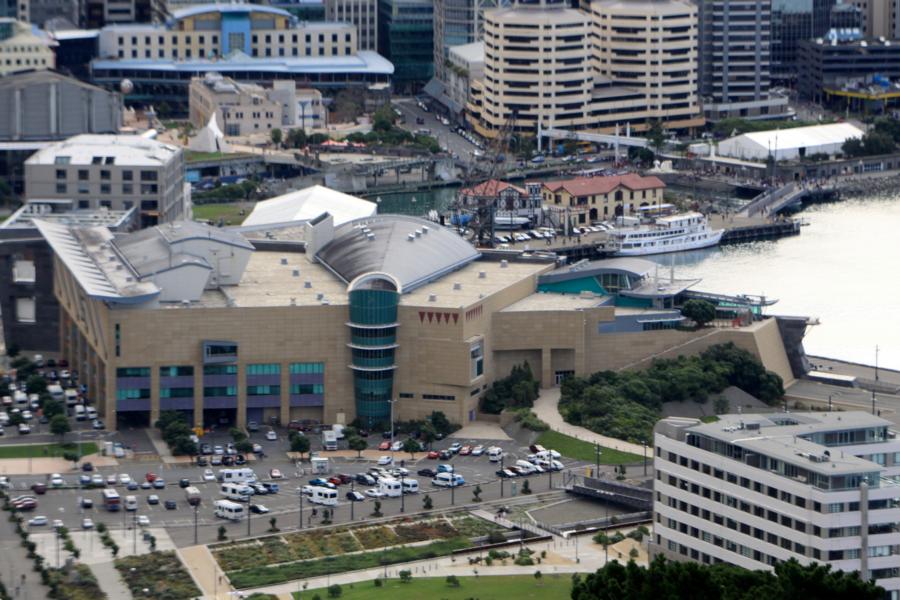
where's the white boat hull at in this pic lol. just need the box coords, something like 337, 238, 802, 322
612, 229, 724, 256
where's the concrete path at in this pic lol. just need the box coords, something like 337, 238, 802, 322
179, 543, 233, 600
532, 389, 646, 456
0, 453, 118, 476
90, 560, 134, 600
0, 508, 53, 600
450, 422, 512, 441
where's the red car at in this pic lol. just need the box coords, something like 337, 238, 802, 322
336, 473, 352, 484
427, 450, 440, 459
145, 472, 158, 483
459, 446, 472, 456
327, 476, 343, 486
378, 441, 391, 451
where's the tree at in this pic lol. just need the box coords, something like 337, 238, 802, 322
429, 411, 451, 436
472, 484, 482, 502
402, 437, 421, 458
235, 440, 254, 455
217, 525, 227, 541
290, 433, 311, 458
446, 574, 460, 587
41, 398, 64, 419
270, 128, 283, 147
327, 584, 343, 598
372, 500, 382, 517
49, 415, 70, 439
373, 104, 396, 132
25, 374, 47, 395
399, 570, 412, 583
593, 532, 610, 562
681, 299, 716, 327
348, 435, 367, 458
420, 422, 437, 449
645, 119, 667, 156
423, 495, 433, 510
534, 570, 543, 585
269, 517, 278, 532
713, 396, 730, 415
629, 547, 639, 559
229, 427, 247, 442
287, 128, 307, 149
62, 451, 79, 466
5, 342, 18, 357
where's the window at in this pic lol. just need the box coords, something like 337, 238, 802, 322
422, 394, 456, 401
247, 385, 280, 396
100, 184, 111, 195
115, 323, 120, 357
78, 169, 89, 181
399, 392, 414, 398
160, 387, 194, 398
117, 367, 150, 378
247, 363, 280, 376
12, 259, 35, 283
140, 170, 157, 182
204, 386, 237, 397
470, 341, 484, 379
100, 170, 110, 180
117, 388, 150, 400
160, 366, 194, 377
290, 383, 324, 395
55, 169, 66, 179
123, 184, 133, 194
203, 341, 237, 363
122, 170, 133, 181
55, 183, 66, 194
15, 297, 35, 323
204, 364, 237, 375
289, 362, 324, 374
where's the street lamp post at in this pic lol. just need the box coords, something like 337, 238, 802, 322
876, 345, 880, 382
642, 441, 648, 476
872, 390, 877, 415
400, 480, 405, 513
389, 398, 397, 465
595, 444, 601, 476
132, 509, 137, 554
194, 504, 199, 545
247, 499, 252, 537
451, 479, 455, 505
298, 488, 304, 529
548, 457, 553, 490
350, 480, 355, 520
500, 455, 505, 497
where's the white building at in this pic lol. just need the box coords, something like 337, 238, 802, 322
237, 184, 376, 231
716, 122, 865, 161
0, 18, 55, 76
446, 41, 483, 117
654, 412, 900, 598
24, 134, 187, 227
324, 0, 377, 51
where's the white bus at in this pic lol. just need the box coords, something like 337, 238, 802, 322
308, 486, 338, 506
102, 488, 121, 511
63, 389, 78, 406
220, 482, 253, 502
48, 385, 65, 402
400, 478, 419, 494
215, 499, 244, 521
378, 478, 402, 498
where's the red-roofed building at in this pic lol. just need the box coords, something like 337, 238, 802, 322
542, 173, 666, 224
459, 179, 548, 225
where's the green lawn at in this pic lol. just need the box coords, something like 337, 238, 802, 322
536, 430, 644, 465
192, 202, 254, 226
296, 575, 573, 600
0, 442, 98, 459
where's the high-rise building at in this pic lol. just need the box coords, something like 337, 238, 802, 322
377, 0, 434, 92
697, 0, 792, 121
653, 411, 900, 598
433, 0, 501, 81
82, 0, 168, 28
770, 0, 834, 82
471, 0, 704, 138
325, 0, 378, 51
0, 0, 27, 21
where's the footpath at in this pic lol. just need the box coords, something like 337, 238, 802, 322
0, 509, 52, 599
532, 389, 645, 456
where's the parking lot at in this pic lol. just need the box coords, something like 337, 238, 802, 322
7, 428, 598, 547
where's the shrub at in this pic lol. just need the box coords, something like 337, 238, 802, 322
447, 574, 460, 587
521, 480, 531, 494
423, 495, 433, 510
218, 525, 228, 541
374, 578, 383, 587
328, 583, 342, 597
512, 408, 549, 432
399, 569, 412, 583
487, 530, 506, 544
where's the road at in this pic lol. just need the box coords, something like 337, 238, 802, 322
10, 430, 609, 548
392, 97, 481, 164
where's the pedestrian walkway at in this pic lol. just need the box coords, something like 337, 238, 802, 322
532, 388, 645, 456
179, 544, 232, 600
90, 560, 133, 600
470, 508, 557, 539
0, 506, 53, 600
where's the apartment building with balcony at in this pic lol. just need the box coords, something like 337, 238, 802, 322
654, 412, 900, 598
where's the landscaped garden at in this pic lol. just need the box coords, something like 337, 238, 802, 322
293, 574, 573, 600
0, 442, 98, 459
115, 551, 201, 599
49, 564, 107, 600
535, 430, 643, 465
213, 514, 505, 589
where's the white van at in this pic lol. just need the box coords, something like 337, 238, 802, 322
13, 391, 27, 406
215, 499, 244, 521
400, 478, 419, 494
432, 473, 465, 487
86, 407, 98, 420
184, 486, 202, 506
488, 447, 503, 462
74, 405, 86, 421
309, 486, 338, 506
63, 388, 78, 406
378, 478, 402, 498
220, 482, 253, 502
124, 496, 138, 511
217, 468, 257, 484
48, 385, 65, 402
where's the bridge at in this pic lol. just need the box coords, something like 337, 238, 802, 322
538, 125, 650, 159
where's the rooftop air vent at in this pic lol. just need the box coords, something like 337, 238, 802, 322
316, 293, 324, 301
125, 276, 133, 282
422, 225, 430, 234
500, 260, 508, 268
289, 297, 296, 306
280, 257, 288, 265
321, 300, 330, 305
304, 280, 312, 288
292, 269, 300, 277
478, 271, 486, 279
407, 233, 415, 242
428, 294, 437, 302
415, 229, 422, 237
366, 233, 375, 241
181, 300, 190, 308
453, 282, 461, 290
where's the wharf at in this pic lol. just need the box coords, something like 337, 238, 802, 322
720, 219, 801, 244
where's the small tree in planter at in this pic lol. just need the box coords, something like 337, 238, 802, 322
269, 517, 278, 532
472, 485, 482, 502
399, 569, 412, 583
446, 574, 460, 587
423, 495, 433, 510
534, 570, 543, 585
521, 480, 531, 494
372, 501, 382, 517
218, 525, 228, 541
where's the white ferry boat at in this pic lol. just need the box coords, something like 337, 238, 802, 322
609, 212, 723, 256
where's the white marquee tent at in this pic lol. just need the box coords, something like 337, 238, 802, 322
716, 122, 864, 161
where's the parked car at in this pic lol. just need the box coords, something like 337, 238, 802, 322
81, 462, 94, 472
164, 500, 177, 510
448, 442, 462, 454
196, 456, 208, 466
355, 473, 375, 486
346, 491, 365, 502
249, 503, 269, 514
213, 445, 224, 455
234, 455, 246, 466
152, 478, 166, 489
203, 469, 216, 482
118, 474, 132, 485
365, 488, 385, 498
147, 495, 159, 505
28, 516, 48, 527
222, 456, 234, 467
335, 473, 352, 484
200, 443, 212, 455
327, 476, 343, 487
439, 450, 452, 460
81, 518, 94, 530
211, 455, 223, 466
247, 421, 259, 432
137, 515, 150, 527
79, 475, 91, 487
471, 445, 485, 456
140, 481, 152, 490
269, 469, 283, 479
144, 472, 158, 483
459, 445, 472, 456
496, 469, 516, 478
106, 474, 116, 486
437, 464, 454, 474
179, 478, 191, 488
252, 443, 264, 454
266, 430, 277, 441
30, 483, 47, 495
50, 474, 65, 487
377, 455, 393, 466
417, 468, 437, 478
127, 481, 139, 491
390, 440, 403, 452
427, 451, 440, 459
308, 478, 331, 487
378, 441, 391, 451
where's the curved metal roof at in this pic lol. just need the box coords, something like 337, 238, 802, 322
316, 216, 480, 293
171, 4, 291, 21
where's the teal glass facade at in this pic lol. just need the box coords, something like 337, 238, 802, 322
348, 287, 399, 425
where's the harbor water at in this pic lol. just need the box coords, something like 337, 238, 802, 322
374, 185, 899, 370
646, 195, 900, 370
